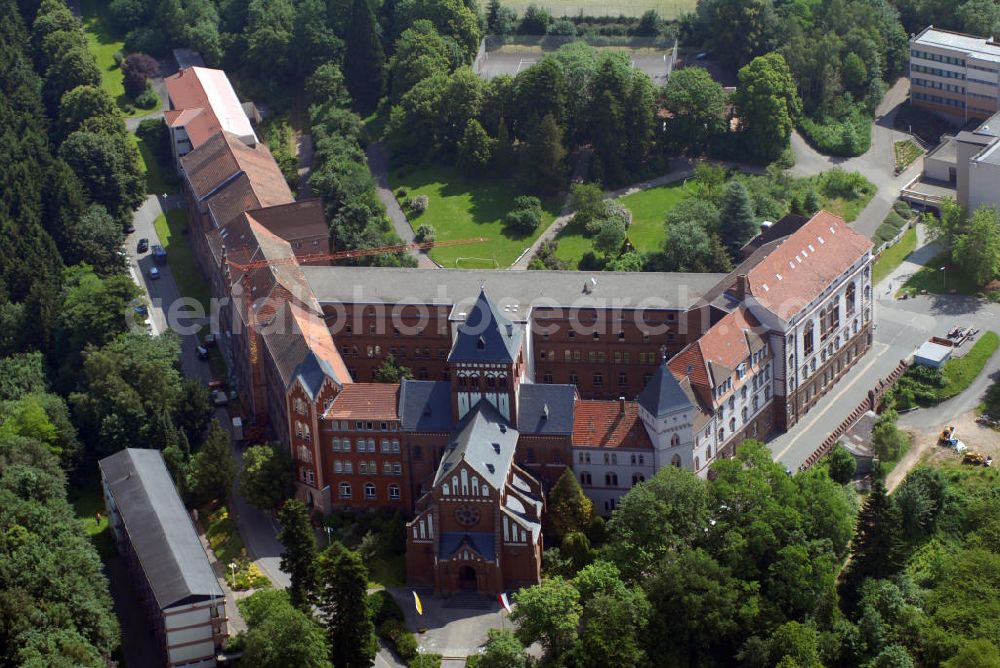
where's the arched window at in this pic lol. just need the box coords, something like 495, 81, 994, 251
442, 484, 450, 495
580, 472, 592, 485
388, 484, 400, 500
605, 472, 618, 487
339, 482, 351, 499
707, 444, 712, 459
671, 454, 682, 467
729, 417, 736, 432
364, 483, 376, 499
670, 433, 680, 447
718, 428, 725, 442
742, 406, 748, 422
846, 283, 856, 315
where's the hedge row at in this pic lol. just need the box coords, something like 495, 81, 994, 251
799, 106, 873, 157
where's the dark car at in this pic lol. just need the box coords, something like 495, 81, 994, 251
197, 345, 209, 360
133, 304, 148, 316
137, 238, 149, 253
148, 266, 160, 280
152, 244, 167, 264
125, 224, 135, 234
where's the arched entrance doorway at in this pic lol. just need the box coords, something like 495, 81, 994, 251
458, 565, 477, 591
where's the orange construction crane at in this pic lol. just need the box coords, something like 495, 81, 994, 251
224, 237, 487, 365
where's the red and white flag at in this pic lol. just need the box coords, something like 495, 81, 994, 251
499, 592, 512, 613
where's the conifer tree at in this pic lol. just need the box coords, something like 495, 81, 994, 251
278, 499, 319, 610
849, 480, 903, 582
718, 180, 757, 255
316, 543, 377, 668
548, 469, 594, 543
344, 0, 385, 112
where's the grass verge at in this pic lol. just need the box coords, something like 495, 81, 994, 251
152, 208, 211, 311
940, 332, 1000, 399
873, 226, 917, 284
80, 0, 159, 116
204, 502, 246, 565
389, 164, 560, 268
134, 133, 178, 195
875, 433, 912, 480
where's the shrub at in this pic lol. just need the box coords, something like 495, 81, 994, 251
875, 223, 900, 243
547, 19, 577, 36
368, 590, 405, 626
818, 168, 873, 200
122, 52, 160, 97
798, 105, 872, 157
520, 4, 552, 34
893, 200, 913, 218
884, 211, 907, 230
414, 224, 435, 243
512, 195, 541, 213
112, 50, 125, 67
380, 619, 418, 662
134, 86, 158, 109
409, 654, 442, 668
396, 187, 408, 198
505, 208, 540, 235
828, 444, 857, 484
602, 200, 632, 229
410, 195, 431, 216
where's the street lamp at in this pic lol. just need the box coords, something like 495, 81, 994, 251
941, 266, 947, 290
228, 562, 237, 587
325, 526, 332, 546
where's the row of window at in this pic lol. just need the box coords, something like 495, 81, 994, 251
911, 49, 965, 66
967, 77, 997, 88
911, 64, 965, 80
912, 77, 964, 94
333, 459, 402, 475
577, 451, 647, 466
542, 369, 655, 387
342, 322, 449, 337
913, 92, 964, 109
968, 90, 998, 101
456, 374, 509, 389
331, 437, 401, 453
338, 481, 401, 500
538, 349, 669, 364
578, 472, 645, 487
330, 420, 399, 432
541, 320, 677, 341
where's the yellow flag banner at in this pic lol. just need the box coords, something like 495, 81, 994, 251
413, 590, 423, 615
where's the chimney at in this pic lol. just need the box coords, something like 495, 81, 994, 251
619, 396, 626, 414
505, 324, 513, 337
735, 274, 749, 301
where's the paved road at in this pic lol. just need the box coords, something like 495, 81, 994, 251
297, 132, 314, 197
366, 142, 437, 268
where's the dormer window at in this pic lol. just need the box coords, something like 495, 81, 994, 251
477, 336, 486, 350
737, 363, 747, 379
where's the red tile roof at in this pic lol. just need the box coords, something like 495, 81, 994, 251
326, 383, 401, 420
164, 66, 256, 148
572, 400, 652, 449
745, 210, 872, 321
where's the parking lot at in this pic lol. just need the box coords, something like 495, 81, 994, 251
476, 45, 673, 85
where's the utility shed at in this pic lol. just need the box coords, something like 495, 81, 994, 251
914, 340, 953, 368
99, 449, 227, 667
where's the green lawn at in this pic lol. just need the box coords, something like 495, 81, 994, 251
389, 164, 561, 268
502, 0, 696, 18
555, 180, 693, 268
940, 332, 1000, 400
80, 0, 159, 116
873, 226, 917, 285
899, 251, 992, 298
70, 483, 116, 560
875, 432, 912, 480
153, 209, 211, 311
133, 133, 179, 195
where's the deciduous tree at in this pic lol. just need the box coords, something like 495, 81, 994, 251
187, 420, 236, 503
344, 0, 386, 112
734, 53, 802, 163
547, 469, 593, 543
517, 114, 566, 195
511, 577, 582, 662
121, 52, 159, 97
663, 67, 728, 152
241, 444, 295, 512
239, 589, 332, 668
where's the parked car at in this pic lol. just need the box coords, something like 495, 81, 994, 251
133, 304, 148, 317
197, 345, 209, 360
148, 266, 160, 280
125, 223, 135, 234
212, 389, 229, 406
207, 378, 225, 391
152, 244, 167, 264
137, 238, 149, 253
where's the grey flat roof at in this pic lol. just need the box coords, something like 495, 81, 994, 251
99, 449, 223, 609
301, 267, 727, 312
914, 28, 1000, 63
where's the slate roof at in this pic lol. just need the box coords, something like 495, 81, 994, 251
439, 532, 496, 561
325, 383, 400, 420
449, 288, 523, 363
99, 449, 223, 609
434, 400, 518, 489
744, 211, 872, 322
516, 383, 577, 434
292, 351, 340, 400
398, 380, 453, 432
637, 361, 694, 418
572, 400, 654, 450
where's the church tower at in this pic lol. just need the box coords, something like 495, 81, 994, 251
448, 288, 525, 424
